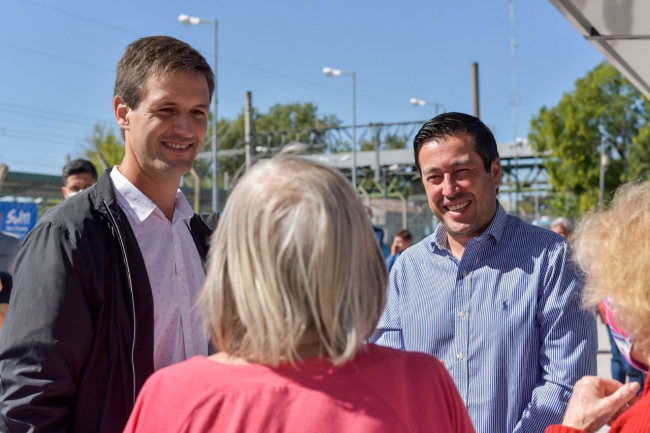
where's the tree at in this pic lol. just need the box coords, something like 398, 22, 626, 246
84, 124, 124, 175
528, 62, 650, 216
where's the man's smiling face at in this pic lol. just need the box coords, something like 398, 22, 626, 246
118, 71, 210, 184
419, 134, 501, 244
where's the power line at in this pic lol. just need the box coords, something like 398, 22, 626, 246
0, 42, 114, 73
0, 101, 113, 124
20, 0, 142, 38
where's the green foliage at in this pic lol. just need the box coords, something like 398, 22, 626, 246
528, 62, 650, 216
84, 124, 124, 175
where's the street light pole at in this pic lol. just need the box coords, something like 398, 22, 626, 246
323, 67, 357, 190
409, 98, 446, 116
179, 14, 219, 212
351, 72, 357, 190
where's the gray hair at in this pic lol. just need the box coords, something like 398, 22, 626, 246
200, 155, 387, 365
552, 217, 573, 231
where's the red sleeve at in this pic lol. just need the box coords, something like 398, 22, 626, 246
545, 425, 585, 433
123, 370, 181, 433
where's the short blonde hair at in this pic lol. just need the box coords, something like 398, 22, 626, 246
573, 181, 650, 358
200, 155, 387, 366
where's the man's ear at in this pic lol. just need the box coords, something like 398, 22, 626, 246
491, 158, 502, 189
114, 96, 130, 132
61, 187, 69, 199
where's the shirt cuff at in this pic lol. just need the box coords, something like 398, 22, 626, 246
545, 425, 585, 433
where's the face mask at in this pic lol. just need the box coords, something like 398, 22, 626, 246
602, 298, 649, 374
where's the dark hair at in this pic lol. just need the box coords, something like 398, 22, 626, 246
413, 112, 499, 173
0, 271, 13, 304
62, 159, 98, 184
114, 36, 215, 139
394, 229, 412, 242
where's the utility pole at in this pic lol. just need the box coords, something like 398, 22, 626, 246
599, 136, 609, 209
508, 0, 519, 214
244, 91, 253, 170
472, 63, 480, 119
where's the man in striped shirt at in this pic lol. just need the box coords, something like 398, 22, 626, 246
370, 112, 597, 433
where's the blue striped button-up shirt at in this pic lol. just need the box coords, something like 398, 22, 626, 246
370, 203, 597, 433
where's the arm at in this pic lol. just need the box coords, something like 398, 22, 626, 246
385, 255, 398, 273
369, 267, 405, 350
0, 223, 94, 432
514, 243, 598, 432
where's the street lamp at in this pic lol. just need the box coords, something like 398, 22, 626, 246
323, 67, 357, 190
179, 13, 219, 212
409, 98, 446, 116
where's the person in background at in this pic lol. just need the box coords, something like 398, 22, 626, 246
61, 159, 98, 199
0, 36, 217, 432
364, 206, 390, 257
371, 112, 597, 433
551, 216, 573, 239
0, 213, 21, 276
386, 229, 412, 272
0, 272, 12, 333
548, 181, 650, 433
124, 155, 475, 433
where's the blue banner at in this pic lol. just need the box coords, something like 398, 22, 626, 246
0, 202, 38, 241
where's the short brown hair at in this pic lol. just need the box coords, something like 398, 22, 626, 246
395, 229, 412, 241
114, 36, 214, 137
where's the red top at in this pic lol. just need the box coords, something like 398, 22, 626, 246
124, 344, 475, 433
546, 375, 650, 433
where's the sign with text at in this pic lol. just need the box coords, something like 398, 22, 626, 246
0, 202, 38, 241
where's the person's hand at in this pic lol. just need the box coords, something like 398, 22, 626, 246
390, 238, 401, 256
562, 376, 640, 433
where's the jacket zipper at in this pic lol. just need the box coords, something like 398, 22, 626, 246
102, 199, 137, 406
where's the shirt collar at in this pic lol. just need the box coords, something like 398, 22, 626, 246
110, 166, 194, 226
432, 200, 507, 251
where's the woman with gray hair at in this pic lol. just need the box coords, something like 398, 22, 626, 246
547, 182, 650, 433
125, 155, 474, 432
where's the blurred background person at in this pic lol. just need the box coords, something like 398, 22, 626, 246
61, 159, 98, 199
551, 216, 573, 240
547, 181, 650, 433
386, 229, 412, 272
364, 205, 390, 258
0, 213, 21, 276
125, 155, 475, 433
0, 272, 11, 333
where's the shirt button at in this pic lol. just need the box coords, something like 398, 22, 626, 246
459, 311, 465, 318
461, 270, 468, 277
457, 353, 464, 360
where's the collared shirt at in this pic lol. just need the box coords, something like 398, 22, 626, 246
111, 168, 208, 371
385, 252, 402, 273
370, 202, 597, 433
0, 231, 21, 275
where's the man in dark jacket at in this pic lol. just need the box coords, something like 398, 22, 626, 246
0, 36, 218, 432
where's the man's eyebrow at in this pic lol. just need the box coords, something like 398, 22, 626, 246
152, 100, 210, 109
422, 158, 473, 175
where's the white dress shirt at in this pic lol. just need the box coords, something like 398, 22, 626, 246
110, 167, 208, 370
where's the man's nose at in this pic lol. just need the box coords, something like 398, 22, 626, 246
441, 174, 458, 196
172, 113, 194, 136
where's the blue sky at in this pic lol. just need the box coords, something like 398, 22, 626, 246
0, 0, 603, 175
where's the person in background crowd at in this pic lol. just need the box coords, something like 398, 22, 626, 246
551, 216, 574, 240
364, 206, 390, 257
124, 155, 475, 433
386, 229, 412, 272
0, 272, 12, 333
0, 214, 20, 276
0, 36, 218, 432
371, 112, 597, 433
548, 181, 650, 433
61, 159, 98, 199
